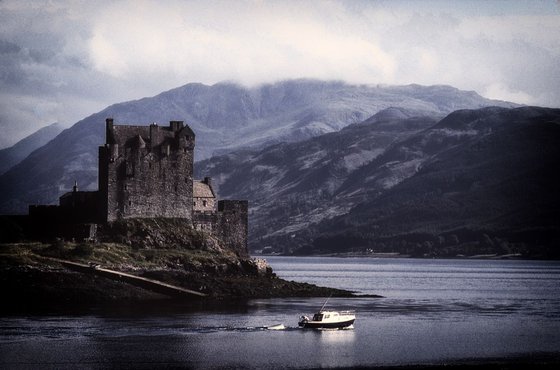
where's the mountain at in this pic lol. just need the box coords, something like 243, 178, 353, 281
196, 106, 560, 258
195, 107, 439, 239
0, 80, 515, 214
0, 122, 63, 175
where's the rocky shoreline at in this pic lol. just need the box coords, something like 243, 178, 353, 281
0, 242, 368, 313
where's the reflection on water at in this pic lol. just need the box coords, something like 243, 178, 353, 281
315, 327, 356, 344
1, 257, 560, 368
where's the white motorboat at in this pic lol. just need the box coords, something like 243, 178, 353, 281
298, 296, 355, 329
298, 310, 355, 329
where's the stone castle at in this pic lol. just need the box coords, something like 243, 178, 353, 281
28, 119, 248, 255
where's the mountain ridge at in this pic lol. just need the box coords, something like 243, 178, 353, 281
0, 80, 516, 214
196, 106, 560, 258
0, 122, 64, 175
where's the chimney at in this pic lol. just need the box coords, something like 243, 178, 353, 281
106, 118, 114, 144
170, 120, 184, 132
150, 122, 159, 148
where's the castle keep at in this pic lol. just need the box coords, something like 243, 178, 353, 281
29, 119, 248, 256
99, 119, 195, 221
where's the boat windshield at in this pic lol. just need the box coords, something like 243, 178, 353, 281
312, 313, 323, 321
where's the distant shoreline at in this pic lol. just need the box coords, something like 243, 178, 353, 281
256, 252, 551, 260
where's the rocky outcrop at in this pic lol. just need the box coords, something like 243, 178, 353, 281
0, 240, 358, 313
97, 218, 223, 252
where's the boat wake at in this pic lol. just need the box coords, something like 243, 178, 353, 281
185, 323, 355, 334
266, 324, 286, 330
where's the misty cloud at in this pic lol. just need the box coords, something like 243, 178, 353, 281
0, 0, 559, 149
88, 1, 397, 85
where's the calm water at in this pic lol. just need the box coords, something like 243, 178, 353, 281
1, 257, 560, 369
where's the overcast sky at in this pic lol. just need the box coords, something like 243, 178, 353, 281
1, 0, 559, 149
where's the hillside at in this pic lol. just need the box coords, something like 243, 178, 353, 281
196, 106, 560, 258
0, 122, 63, 175
0, 80, 514, 214
195, 107, 440, 242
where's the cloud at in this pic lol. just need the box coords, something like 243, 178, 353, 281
0, 0, 560, 148
88, 0, 397, 86
364, 8, 560, 106
87, 0, 560, 105
457, 15, 560, 54
483, 83, 536, 105
0, 93, 59, 148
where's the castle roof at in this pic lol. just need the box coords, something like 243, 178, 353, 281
133, 134, 146, 148
179, 125, 195, 138
193, 180, 215, 198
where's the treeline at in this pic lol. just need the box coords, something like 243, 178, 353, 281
290, 227, 560, 259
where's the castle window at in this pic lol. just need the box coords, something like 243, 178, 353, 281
125, 160, 134, 177
193, 201, 196, 207
203, 200, 207, 207
128, 200, 132, 206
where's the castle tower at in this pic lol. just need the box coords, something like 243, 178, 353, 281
99, 119, 195, 222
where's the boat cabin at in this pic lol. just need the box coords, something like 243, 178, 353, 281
312, 311, 341, 322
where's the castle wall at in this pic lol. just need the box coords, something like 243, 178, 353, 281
59, 190, 100, 222
216, 200, 249, 257
28, 205, 97, 241
193, 197, 215, 212
192, 211, 217, 232
101, 119, 195, 222
192, 200, 248, 256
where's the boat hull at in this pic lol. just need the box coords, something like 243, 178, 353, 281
299, 318, 355, 329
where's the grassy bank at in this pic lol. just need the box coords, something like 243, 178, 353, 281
0, 241, 358, 312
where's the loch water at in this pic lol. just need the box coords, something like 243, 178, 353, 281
2, 257, 560, 369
